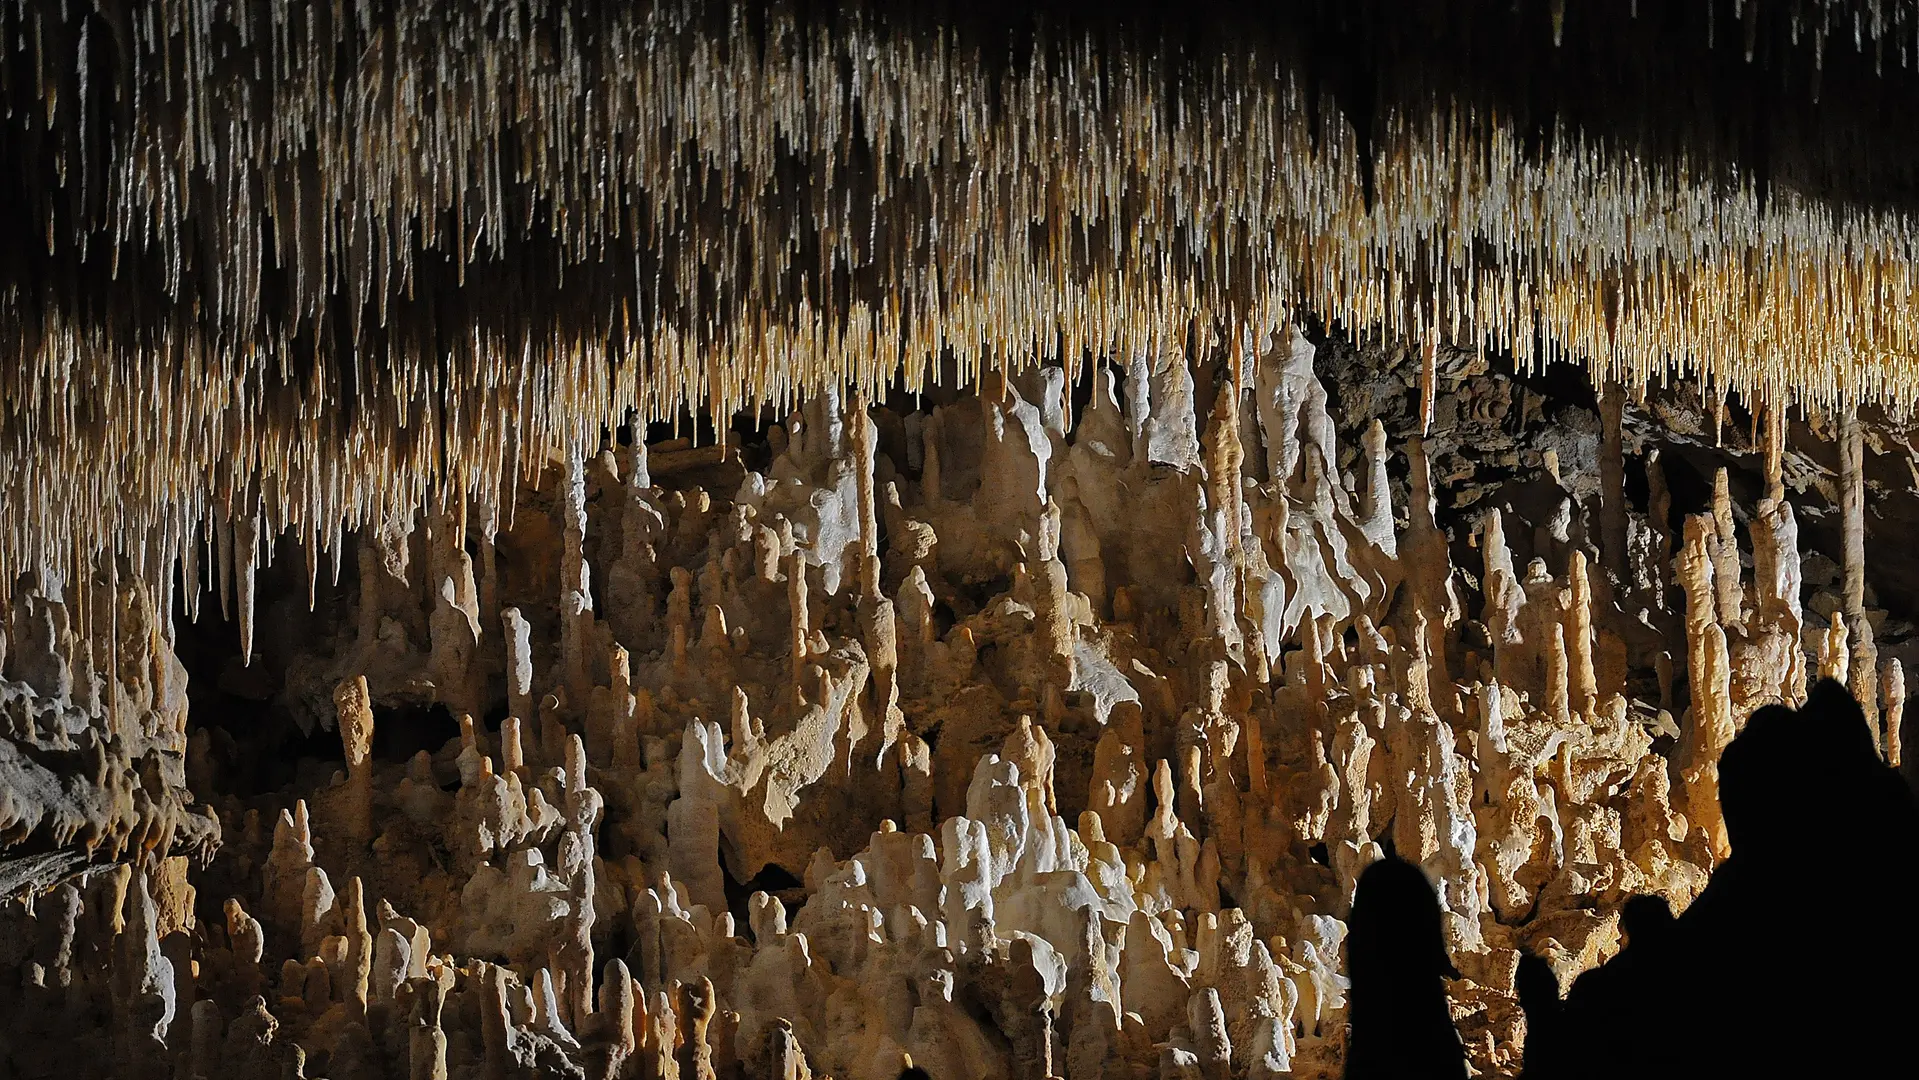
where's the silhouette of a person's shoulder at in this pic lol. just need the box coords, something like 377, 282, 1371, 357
1344, 856, 1468, 1080
1520, 680, 1919, 1079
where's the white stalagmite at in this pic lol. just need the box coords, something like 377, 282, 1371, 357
560, 451, 595, 708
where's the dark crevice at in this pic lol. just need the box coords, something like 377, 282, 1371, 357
370, 702, 461, 765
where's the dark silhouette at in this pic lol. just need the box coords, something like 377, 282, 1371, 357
1344, 856, 1468, 1080
1518, 679, 1919, 1079
1614, 893, 1674, 946
1518, 896, 1674, 1079
1512, 951, 1566, 1079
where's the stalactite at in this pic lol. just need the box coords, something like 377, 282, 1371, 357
0, 2, 1916, 606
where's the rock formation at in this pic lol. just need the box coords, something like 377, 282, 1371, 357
3, 3, 1919, 1078
6, 325, 1914, 1080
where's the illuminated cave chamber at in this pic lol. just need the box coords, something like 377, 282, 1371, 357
2, 3, 1918, 1078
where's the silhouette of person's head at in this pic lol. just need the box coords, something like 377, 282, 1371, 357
1719, 679, 1879, 860
1344, 856, 1466, 1079
1348, 855, 1458, 983
1514, 950, 1561, 1023
1617, 894, 1673, 950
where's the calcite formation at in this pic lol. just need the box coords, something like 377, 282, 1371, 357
7, 1, 1919, 632
0, 569, 220, 897
4, 3, 1919, 1078
3, 326, 1911, 1079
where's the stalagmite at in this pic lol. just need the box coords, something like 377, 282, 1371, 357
430, 572, 485, 722
1405, 437, 1456, 713
409, 976, 450, 1080
1645, 448, 1676, 608
118, 865, 176, 1057
1566, 552, 1599, 718
1357, 420, 1397, 560
1203, 388, 1246, 559
1190, 985, 1234, 1080
1822, 620, 1851, 684
1887, 661, 1908, 769
1762, 399, 1788, 503
1748, 495, 1808, 707
1710, 470, 1744, 632
677, 977, 719, 1080
1842, 412, 1869, 620
1033, 501, 1077, 689
334, 676, 376, 844
787, 544, 810, 703
1851, 614, 1883, 741
851, 393, 881, 598
342, 876, 372, 1017
481, 965, 514, 1080
1483, 509, 1523, 688
504, 607, 535, 725
561, 452, 596, 706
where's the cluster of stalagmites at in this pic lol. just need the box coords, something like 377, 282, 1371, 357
0, 560, 221, 897
0, 332, 1907, 1079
